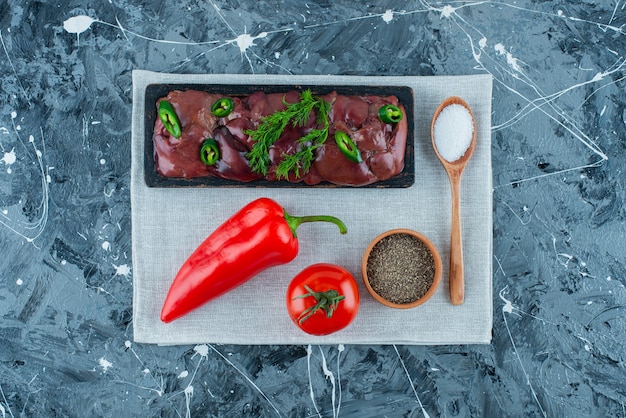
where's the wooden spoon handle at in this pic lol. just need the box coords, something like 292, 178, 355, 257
449, 177, 465, 305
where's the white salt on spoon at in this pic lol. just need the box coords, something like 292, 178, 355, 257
431, 96, 477, 305
433, 103, 474, 162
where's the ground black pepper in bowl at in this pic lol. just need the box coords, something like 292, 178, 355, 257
362, 229, 442, 308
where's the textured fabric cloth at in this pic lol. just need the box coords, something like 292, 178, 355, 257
131, 70, 493, 345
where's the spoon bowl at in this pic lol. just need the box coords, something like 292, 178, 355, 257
431, 96, 477, 305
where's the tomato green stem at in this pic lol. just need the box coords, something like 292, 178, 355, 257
283, 211, 347, 238
294, 285, 345, 324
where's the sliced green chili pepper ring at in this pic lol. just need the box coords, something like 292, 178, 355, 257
334, 131, 362, 163
378, 104, 403, 124
211, 97, 234, 117
200, 138, 220, 166
158, 100, 182, 138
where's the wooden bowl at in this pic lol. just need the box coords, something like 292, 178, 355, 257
361, 228, 442, 309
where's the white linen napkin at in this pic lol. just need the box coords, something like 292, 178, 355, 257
131, 70, 493, 345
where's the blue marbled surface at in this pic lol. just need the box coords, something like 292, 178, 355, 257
1, 1, 625, 416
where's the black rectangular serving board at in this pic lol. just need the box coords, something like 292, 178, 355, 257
144, 83, 415, 188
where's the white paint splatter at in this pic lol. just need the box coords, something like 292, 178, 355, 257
10, 111, 17, 119
184, 384, 194, 416
234, 32, 267, 53
274, 51, 281, 59
306, 345, 321, 416
1, 148, 16, 166
0, 127, 49, 245
63, 15, 97, 46
193, 344, 209, 357
99, 158, 106, 165
104, 184, 115, 198
394, 345, 430, 417
441, 5, 456, 18
479, 37, 487, 48
178, 370, 189, 379
101, 241, 110, 251
336, 344, 344, 417
113, 263, 131, 278
498, 287, 546, 416
63, 15, 96, 35
125, 340, 132, 349
16, 278, 23, 285
502, 296, 514, 314
319, 346, 341, 418
494, 43, 523, 73
99, 357, 113, 372
591, 72, 604, 82
206, 344, 277, 411
382, 10, 394, 23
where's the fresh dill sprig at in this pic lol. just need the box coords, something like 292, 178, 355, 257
275, 142, 322, 180
245, 90, 330, 178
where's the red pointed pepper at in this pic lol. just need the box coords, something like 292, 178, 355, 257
160, 197, 347, 323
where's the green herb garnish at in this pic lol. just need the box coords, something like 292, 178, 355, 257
245, 90, 330, 179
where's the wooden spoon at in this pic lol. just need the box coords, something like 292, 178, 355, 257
430, 97, 477, 305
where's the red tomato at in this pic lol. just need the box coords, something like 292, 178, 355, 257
286, 263, 360, 336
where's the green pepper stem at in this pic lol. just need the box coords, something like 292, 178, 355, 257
284, 210, 347, 238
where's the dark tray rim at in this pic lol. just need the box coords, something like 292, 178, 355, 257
144, 83, 415, 188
